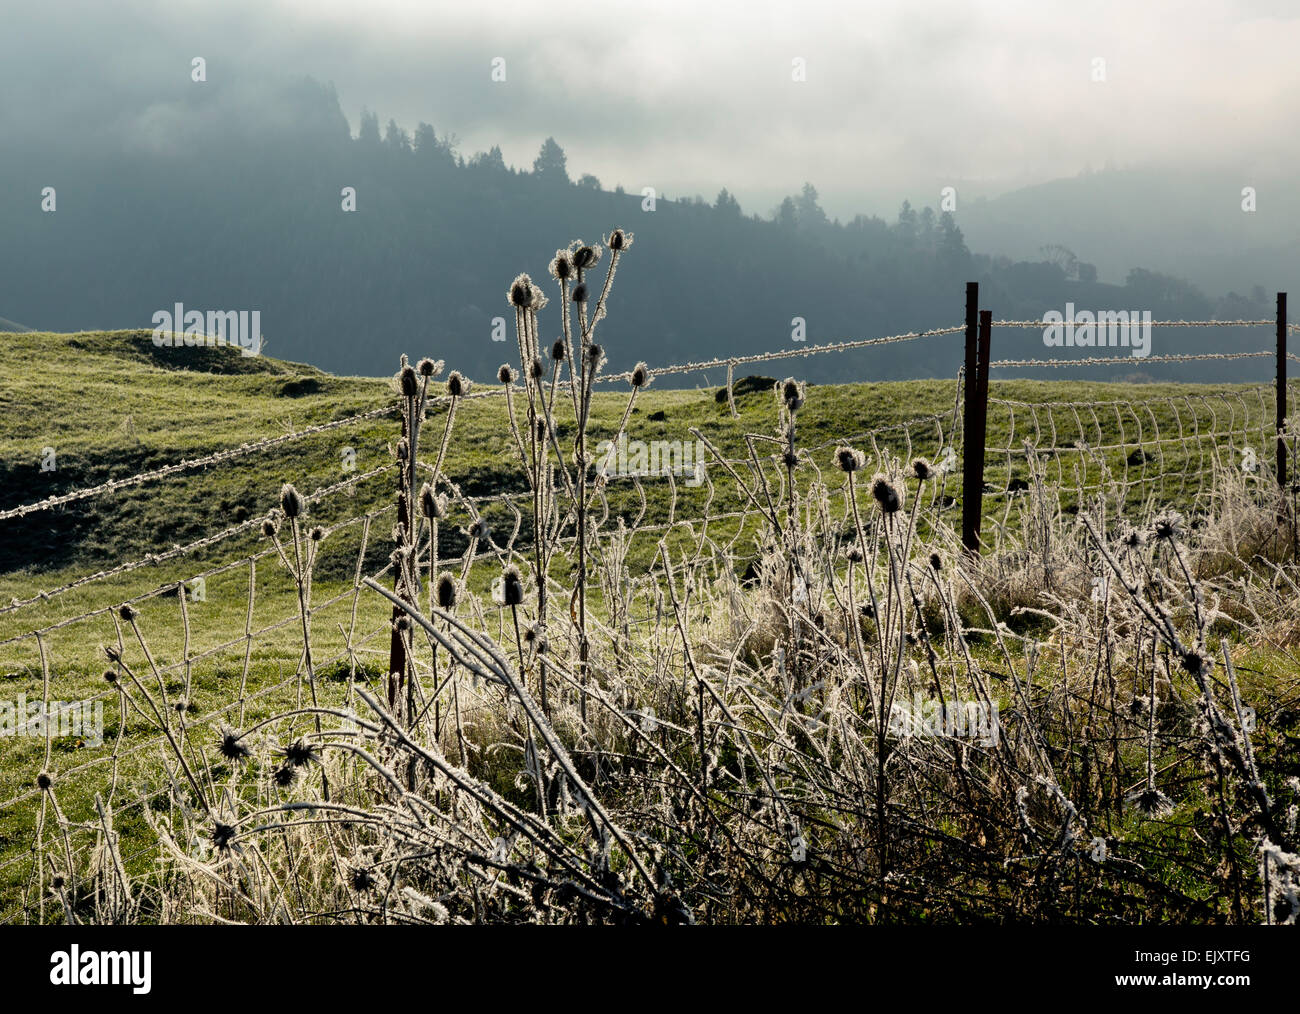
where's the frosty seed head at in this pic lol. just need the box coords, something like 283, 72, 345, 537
870, 474, 903, 514
835, 446, 865, 474
280, 483, 304, 520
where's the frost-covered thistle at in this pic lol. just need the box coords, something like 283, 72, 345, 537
498, 364, 515, 385
1181, 649, 1213, 678
571, 283, 589, 304
604, 228, 631, 252
870, 474, 903, 514
420, 482, 446, 520
1151, 510, 1184, 542
630, 362, 650, 389
911, 458, 933, 481
550, 338, 566, 361
217, 729, 250, 762
436, 573, 459, 610
549, 250, 574, 281
508, 273, 534, 309
572, 244, 601, 270
400, 364, 419, 397
417, 357, 441, 378
494, 565, 525, 607
1127, 786, 1175, 818
781, 378, 804, 412
446, 371, 467, 398
835, 446, 865, 474
211, 822, 237, 851
279, 740, 320, 768
1119, 524, 1146, 549
279, 483, 303, 520
118, 604, 139, 622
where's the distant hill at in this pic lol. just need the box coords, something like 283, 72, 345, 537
0, 316, 32, 332
0, 81, 1282, 385
956, 167, 1300, 296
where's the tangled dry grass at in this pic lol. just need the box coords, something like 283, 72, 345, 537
28, 233, 1300, 925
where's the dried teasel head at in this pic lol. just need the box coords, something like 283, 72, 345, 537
572, 244, 601, 270
218, 729, 250, 762
1180, 649, 1213, 678
1151, 511, 1184, 542
446, 371, 467, 397
911, 458, 933, 481
419, 482, 445, 519
835, 446, 865, 474
549, 250, 574, 281
508, 273, 534, 308
417, 357, 442, 378
279, 740, 320, 768
494, 565, 525, 607
605, 228, 631, 252
498, 363, 515, 385
571, 283, 589, 304
870, 474, 903, 514
400, 364, 419, 397
212, 822, 238, 851
550, 338, 567, 361
436, 573, 459, 610
781, 378, 804, 412
630, 362, 650, 389
280, 483, 304, 520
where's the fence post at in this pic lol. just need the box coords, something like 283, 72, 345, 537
961, 282, 981, 554
1278, 291, 1288, 493
388, 412, 409, 710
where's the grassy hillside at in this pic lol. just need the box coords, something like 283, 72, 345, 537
2, 330, 1295, 921
3, 329, 1282, 573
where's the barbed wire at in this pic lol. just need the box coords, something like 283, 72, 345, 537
594, 326, 966, 384
0, 465, 398, 619
988, 351, 1275, 368
0, 404, 400, 524
992, 319, 1274, 329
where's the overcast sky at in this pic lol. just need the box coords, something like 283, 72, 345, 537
3, 0, 1298, 219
